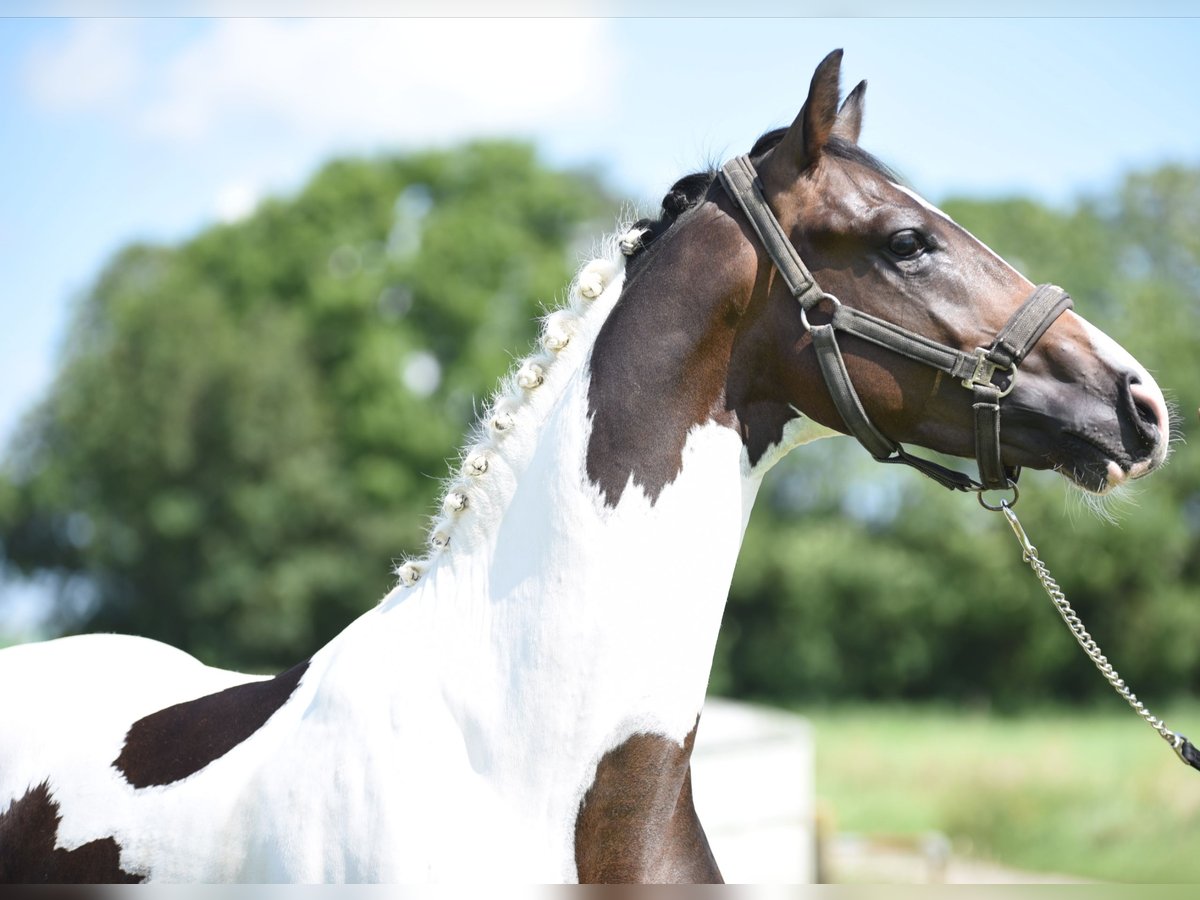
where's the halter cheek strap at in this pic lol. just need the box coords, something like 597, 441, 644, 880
718, 155, 1073, 493
969, 283, 1074, 488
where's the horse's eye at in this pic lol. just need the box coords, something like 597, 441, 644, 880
888, 230, 926, 259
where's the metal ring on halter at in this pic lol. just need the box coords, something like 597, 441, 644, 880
996, 367, 1018, 399
798, 292, 840, 333
977, 479, 1020, 511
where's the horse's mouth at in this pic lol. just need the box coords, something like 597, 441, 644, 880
1055, 430, 1168, 495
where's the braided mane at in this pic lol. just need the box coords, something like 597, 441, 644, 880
388, 131, 902, 594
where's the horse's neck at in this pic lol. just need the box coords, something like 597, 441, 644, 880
494, 375, 756, 731
310, 243, 832, 850
406, 373, 758, 759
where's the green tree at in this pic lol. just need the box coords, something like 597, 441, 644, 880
0, 142, 615, 669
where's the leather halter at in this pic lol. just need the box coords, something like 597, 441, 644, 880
719, 155, 1074, 493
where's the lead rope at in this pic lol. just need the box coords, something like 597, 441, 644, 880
991, 497, 1200, 772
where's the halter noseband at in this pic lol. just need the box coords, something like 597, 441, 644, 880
718, 155, 1073, 494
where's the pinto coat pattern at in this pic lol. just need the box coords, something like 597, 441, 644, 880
0, 51, 1169, 883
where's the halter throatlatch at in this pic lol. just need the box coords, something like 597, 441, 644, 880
718, 155, 1073, 495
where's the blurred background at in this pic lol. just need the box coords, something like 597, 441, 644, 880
3, 11, 1200, 882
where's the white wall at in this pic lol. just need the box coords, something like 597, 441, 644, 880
690, 699, 815, 884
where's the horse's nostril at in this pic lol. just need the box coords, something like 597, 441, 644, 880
1124, 373, 1163, 452
1134, 396, 1158, 429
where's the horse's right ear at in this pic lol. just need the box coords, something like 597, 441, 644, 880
771, 49, 844, 174
832, 79, 867, 144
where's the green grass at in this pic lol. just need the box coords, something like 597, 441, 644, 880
802, 703, 1200, 883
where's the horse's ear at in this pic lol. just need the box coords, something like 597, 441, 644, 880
832, 79, 866, 144
772, 49, 844, 172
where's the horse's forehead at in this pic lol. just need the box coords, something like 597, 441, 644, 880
788, 162, 911, 234
889, 182, 956, 225
891, 181, 1024, 276
814, 160, 925, 219
810, 162, 1023, 278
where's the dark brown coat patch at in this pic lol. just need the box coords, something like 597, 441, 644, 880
113, 659, 309, 788
574, 724, 721, 884
586, 199, 748, 507
587, 188, 819, 507
0, 781, 143, 883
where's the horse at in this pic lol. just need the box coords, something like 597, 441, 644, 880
0, 49, 1170, 883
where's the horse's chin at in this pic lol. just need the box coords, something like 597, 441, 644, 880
1041, 419, 1170, 497
1055, 468, 1138, 525
1060, 458, 1126, 495
1058, 452, 1167, 497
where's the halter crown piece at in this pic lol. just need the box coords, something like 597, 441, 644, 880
718, 155, 1073, 495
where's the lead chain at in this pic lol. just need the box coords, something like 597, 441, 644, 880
998, 502, 1197, 767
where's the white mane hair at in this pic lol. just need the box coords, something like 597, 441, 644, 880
387, 225, 642, 595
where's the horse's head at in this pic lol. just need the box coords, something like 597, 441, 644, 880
723, 50, 1170, 494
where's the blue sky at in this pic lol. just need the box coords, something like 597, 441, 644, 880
4, 17, 1200, 447
2, 14, 1199, 629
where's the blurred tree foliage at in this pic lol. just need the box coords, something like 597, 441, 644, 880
0, 142, 615, 668
1, 144, 1198, 706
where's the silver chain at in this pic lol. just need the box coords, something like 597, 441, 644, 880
997, 501, 1192, 764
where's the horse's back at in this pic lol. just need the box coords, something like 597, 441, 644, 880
0, 633, 252, 760
0, 634, 258, 882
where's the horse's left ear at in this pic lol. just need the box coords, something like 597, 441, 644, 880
832, 79, 866, 144
772, 49, 844, 173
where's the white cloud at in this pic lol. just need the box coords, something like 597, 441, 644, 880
25, 19, 617, 148
214, 181, 261, 223
24, 19, 143, 112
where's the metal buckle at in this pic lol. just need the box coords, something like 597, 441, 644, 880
962, 348, 1017, 398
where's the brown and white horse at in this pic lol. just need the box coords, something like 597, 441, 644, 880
0, 51, 1169, 883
